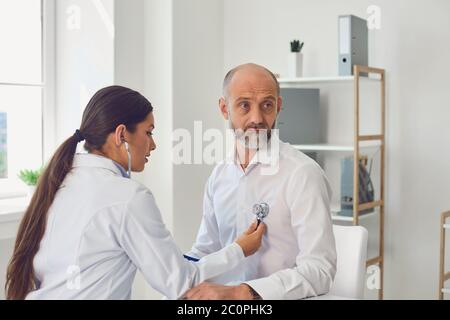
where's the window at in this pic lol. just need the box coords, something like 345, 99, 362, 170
0, 0, 46, 198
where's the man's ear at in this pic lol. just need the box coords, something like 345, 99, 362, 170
277, 96, 283, 114
114, 124, 127, 146
219, 97, 229, 120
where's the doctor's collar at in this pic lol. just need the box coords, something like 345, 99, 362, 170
72, 153, 131, 179
112, 160, 131, 179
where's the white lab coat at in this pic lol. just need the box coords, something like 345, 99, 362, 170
26, 153, 245, 300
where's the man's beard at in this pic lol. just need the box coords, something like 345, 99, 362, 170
229, 119, 277, 150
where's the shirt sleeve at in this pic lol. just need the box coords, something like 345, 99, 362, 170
118, 187, 245, 299
185, 174, 222, 259
245, 163, 337, 300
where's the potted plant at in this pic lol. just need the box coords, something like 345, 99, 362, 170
18, 168, 43, 196
288, 39, 305, 78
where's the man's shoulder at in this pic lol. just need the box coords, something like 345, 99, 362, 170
278, 141, 332, 198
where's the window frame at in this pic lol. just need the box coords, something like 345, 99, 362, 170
0, 0, 55, 199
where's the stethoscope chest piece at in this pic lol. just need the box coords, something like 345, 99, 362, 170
253, 202, 270, 225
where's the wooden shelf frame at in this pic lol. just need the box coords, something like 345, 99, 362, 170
439, 211, 450, 300
353, 65, 386, 300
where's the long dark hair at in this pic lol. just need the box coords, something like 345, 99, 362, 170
5, 85, 153, 299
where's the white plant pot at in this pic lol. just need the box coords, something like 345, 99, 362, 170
288, 52, 303, 78
27, 185, 36, 197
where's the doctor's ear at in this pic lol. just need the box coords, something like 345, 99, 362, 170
114, 124, 127, 146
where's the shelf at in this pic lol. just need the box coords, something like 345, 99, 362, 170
292, 141, 381, 152
278, 75, 381, 87
331, 211, 377, 222
279, 76, 354, 84
331, 204, 378, 222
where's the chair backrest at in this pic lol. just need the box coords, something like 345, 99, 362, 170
329, 225, 368, 299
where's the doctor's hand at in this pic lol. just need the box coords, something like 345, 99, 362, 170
182, 282, 257, 300
235, 221, 266, 257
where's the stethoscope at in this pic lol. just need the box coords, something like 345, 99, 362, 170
124, 140, 132, 178
253, 202, 270, 227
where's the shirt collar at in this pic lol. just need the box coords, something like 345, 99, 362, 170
72, 153, 130, 178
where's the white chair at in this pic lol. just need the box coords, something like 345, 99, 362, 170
328, 225, 368, 299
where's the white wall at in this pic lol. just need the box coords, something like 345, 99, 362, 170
223, 0, 450, 299
141, 0, 174, 235
171, 0, 225, 252
114, 0, 145, 92
0, 239, 14, 299
55, 0, 115, 145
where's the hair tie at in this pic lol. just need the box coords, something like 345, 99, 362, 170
74, 129, 85, 143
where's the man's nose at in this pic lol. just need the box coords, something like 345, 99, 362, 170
248, 106, 264, 125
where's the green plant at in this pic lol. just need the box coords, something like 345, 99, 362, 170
290, 39, 304, 53
18, 168, 43, 186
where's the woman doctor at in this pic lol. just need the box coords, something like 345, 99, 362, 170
5, 86, 265, 300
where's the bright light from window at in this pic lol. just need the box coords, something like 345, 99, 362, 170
0, 0, 43, 197
0, 0, 42, 84
0, 86, 43, 176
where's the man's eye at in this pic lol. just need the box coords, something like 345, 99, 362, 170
263, 102, 274, 110
146, 131, 153, 137
239, 102, 249, 109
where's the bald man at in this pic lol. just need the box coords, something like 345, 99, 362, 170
184, 64, 337, 300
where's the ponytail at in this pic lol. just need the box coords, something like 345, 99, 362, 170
5, 134, 80, 299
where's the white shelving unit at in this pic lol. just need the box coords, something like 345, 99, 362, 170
280, 65, 386, 299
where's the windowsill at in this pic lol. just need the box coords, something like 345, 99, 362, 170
0, 196, 29, 224
0, 191, 28, 200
